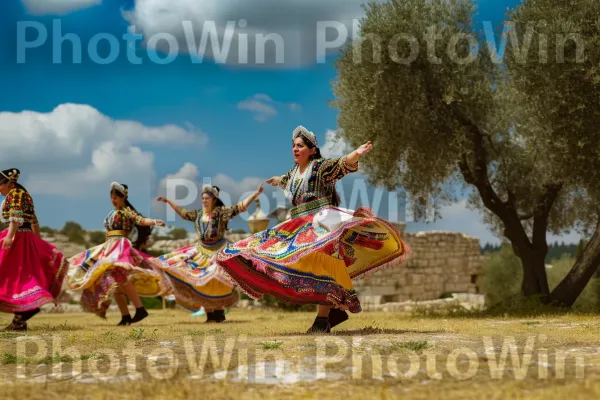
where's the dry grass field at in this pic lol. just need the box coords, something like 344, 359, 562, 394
1, 308, 599, 399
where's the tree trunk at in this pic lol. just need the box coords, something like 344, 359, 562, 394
509, 236, 550, 298
550, 219, 600, 307
519, 249, 550, 298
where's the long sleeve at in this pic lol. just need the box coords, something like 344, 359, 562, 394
219, 202, 246, 223
2, 189, 37, 226
121, 207, 144, 225
3, 191, 24, 225
318, 156, 359, 185
180, 208, 199, 222
279, 168, 294, 189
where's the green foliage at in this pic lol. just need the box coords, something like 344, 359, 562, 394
87, 231, 106, 246
547, 255, 599, 312
482, 242, 579, 263
67, 231, 86, 245
479, 247, 599, 313
332, 0, 600, 304
61, 221, 84, 236
258, 295, 316, 312
170, 228, 188, 240
478, 245, 523, 307
140, 297, 163, 310
40, 226, 55, 235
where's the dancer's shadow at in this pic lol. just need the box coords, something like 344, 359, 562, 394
330, 328, 444, 336
276, 328, 444, 337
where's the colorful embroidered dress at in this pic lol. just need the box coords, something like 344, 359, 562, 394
217, 156, 411, 313
0, 188, 68, 312
66, 207, 173, 318
158, 202, 246, 310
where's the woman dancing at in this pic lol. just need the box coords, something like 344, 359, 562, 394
0, 168, 68, 331
156, 183, 263, 322
66, 182, 172, 325
217, 126, 411, 333
111, 221, 155, 326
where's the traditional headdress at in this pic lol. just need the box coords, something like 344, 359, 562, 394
293, 126, 318, 148
0, 168, 20, 183
202, 185, 219, 198
110, 181, 128, 196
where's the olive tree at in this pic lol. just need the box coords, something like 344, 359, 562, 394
331, 0, 600, 305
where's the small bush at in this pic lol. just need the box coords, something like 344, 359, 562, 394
141, 297, 163, 309
170, 228, 189, 240
87, 231, 106, 246
478, 245, 523, 307
259, 294, 316, 312
67, 231, 86, 245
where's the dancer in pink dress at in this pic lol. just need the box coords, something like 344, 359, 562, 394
66, 182, 172, 324
0, 168, 68, 331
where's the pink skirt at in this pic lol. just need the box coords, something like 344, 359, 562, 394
0, 229, 68, 313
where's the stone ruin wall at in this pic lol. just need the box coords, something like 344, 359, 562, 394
353, 223, 484, 307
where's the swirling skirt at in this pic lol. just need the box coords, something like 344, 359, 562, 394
0, 229, 68, 313
159, 240, 239, 310
66, 237, 173, 318
217, 203, 411, 313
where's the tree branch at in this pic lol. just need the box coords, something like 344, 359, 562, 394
519, 213, 534, 220
531, 183, 564, 248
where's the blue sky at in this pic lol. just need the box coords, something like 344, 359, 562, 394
0, 0, 580, 245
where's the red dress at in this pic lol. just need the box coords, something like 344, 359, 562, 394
0, 188, 67, 312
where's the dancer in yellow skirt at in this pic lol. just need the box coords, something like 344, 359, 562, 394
66, 182, 173, 325
156, 183, 263, 322
217, 126, 411, 333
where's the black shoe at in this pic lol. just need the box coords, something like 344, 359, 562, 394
20, 308, 41, 322
2, 314, 27, 332
205, 311, 216, 323
329, 308, 349, 329
117, 315, 132, 326
307, 316, 331, 334
214, 310, 226, 323
131, 307, 148, 323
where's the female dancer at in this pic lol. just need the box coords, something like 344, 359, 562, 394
66, 182, 173, 325
0, 168, 68, 331
112, 223, 155, 326
217, 126, 411, 333
156, 183, 263, 322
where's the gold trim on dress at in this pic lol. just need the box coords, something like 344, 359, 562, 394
106, 230, 128, 238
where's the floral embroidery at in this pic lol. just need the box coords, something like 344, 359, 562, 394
103, 207, 143, 232
181, 202, 246, 244
280, 156, 358, 207
0, 188, 38, 226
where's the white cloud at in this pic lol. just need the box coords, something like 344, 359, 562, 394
0, 103, 206, 198
22, 0, 102, 15
237, 93, 300, 122
320, 129, 352, 158
122, 0, 379, 67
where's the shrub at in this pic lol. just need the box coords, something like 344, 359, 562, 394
87, 231, 106, 246
141, 297, 163, 309
67, 231, 86, 245
258, 295, 316, 312
170, 228, 188, 240
478, 245, 523, 307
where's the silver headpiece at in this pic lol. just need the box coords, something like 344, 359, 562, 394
202, 184, 219, 198
110, 181, 128, 196
292, 126, 318, 147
